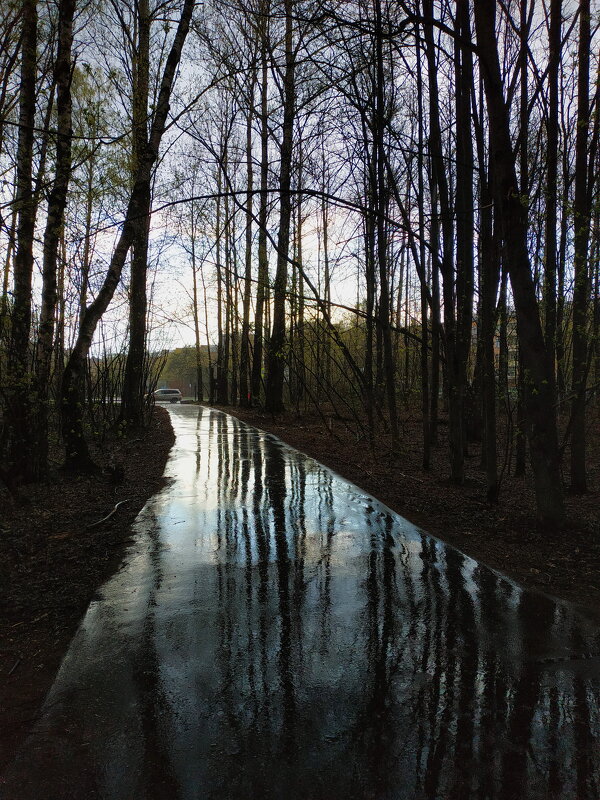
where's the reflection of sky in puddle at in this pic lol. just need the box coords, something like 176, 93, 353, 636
142, 411, 429, 578
5, 405, 600, 800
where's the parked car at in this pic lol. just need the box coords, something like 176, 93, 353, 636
153, 388, 182, 403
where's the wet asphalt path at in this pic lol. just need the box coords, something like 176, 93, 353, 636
2, 405, 600, 799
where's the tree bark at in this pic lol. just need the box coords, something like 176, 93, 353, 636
415, 24, 430, 469
295, 175, 306, 410
33, 0, 75, 479
429, 180, 441, 446
239, 64, 256, 407
570, 0, 591, 493
6, 0, 38, 482
121, 0, 151, 428
514, 0, 530, 480
474, 0, 565, 525
479, 146, 500, 501
424, 0, 463, 482
374, 0, 399, 450
454, 0, 475, 453
251, 7, 270, 404
542, 0, 561, 375
265, 0, 294, 413
190, 204, 204, 402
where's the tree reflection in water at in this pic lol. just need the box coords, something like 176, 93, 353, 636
5, 407, 600, 800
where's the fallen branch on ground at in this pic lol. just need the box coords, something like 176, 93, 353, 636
8, 657, 22, 676
10, 612, 49, 629
87, 500, 130, 529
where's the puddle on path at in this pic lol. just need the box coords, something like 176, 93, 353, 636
2, 406, 599, 799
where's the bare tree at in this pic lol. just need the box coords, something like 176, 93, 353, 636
5, 0, 38, 482
474, 0, 565, 525
61, 0, 195, 469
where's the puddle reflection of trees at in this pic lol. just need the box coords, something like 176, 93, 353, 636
184, 411, 600, 799
10, 410, 598, 799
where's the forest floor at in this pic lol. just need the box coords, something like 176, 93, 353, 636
217, 404, 600, 622
0, 406, 175, 773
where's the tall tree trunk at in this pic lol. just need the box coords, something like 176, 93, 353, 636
514, 0, 531, 480
479, 145, 500, 500
514, 347, 527, 477
251, 9, 269, 404
429, 181, 441, 446
364, 179, 376, 442
416, 26, 429, 469
570, 0, 591, 493
374, 0, 398, 449
543, 0, 562, 376
424, 0, 462, 482
78, 156, 95, 325
61, 0, 195, 469
0, 207, 17, 339
481, 239, 500, 502
190, 205, 203, 402
556, 165, 569, 401
54, 228, 67, 394
33, 0, 75, 479
497, 266, 508, 405
295, 178, 306, 410
474, 0, 565, 525
454, 0, 475, 450
202, 263, 213, 400
288, 214, 297, 403
121, 0, 151, 428
222, 173, 232, 403
6, 0, 37, 482
215, 160, 227, 405
321, 152, 331, 393
473, 67, 500, 497
265, 0, 294, 413
594, 227, 600, 404
239, 64, 255, 407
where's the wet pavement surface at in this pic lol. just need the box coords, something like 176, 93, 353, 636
2, 405, 600, 799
